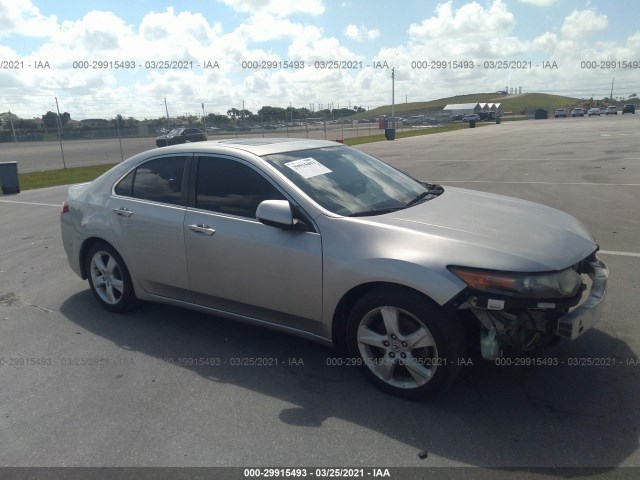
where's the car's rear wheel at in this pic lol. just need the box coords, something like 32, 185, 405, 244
86, 242, 137, 312
346, 288, 466, 400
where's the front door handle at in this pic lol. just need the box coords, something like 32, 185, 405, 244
112, 207, 133, 218
188, 224, 216, 236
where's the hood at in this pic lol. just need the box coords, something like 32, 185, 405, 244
365, 187, 597, 272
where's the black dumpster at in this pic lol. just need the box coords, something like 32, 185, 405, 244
496, 117, 501, 124
469, 120, 476, 128
0, 161, 19, 194
384, 128, 396, 140
534, 108, 548, 119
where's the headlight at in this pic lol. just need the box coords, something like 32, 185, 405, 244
448, 266, 582, 299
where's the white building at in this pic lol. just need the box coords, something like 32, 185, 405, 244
443, 102, 503, 116
442, 103, 482, 116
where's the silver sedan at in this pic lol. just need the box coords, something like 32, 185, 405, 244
61, 138, 608, 399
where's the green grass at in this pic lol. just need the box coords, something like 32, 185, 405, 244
344, 122, 490, 146
18, 163, 117, 191
42, 133, 59, 141
498, 93, 584, 114
352, 92, 584, 119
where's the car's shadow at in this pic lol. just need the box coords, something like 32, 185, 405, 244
60, 292, 639, 473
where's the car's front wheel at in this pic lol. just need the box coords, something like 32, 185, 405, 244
86, 242, 137, 312
346, 288, 466, 400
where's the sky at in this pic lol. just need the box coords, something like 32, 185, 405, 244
1, 0, 639, 121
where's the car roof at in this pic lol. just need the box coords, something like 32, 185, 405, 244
149, 138, 341, 157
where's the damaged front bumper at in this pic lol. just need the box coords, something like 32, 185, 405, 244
458, 255, 609, 360
556, 258, 608, 340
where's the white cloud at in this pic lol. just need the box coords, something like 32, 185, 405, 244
344, 24, 381, 42
57, 11, 130, 51
216, 0, 324, 17
518, 0, 556, 6
0, 0, 58, 37
288, 26, 361, 61
234, 13, 306, 42
407, 0, 524, 57
562, 9, 608, 39
139, 7, 216, 43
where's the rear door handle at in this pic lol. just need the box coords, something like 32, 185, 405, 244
188, 224, 216, 236
112, 207, 133, 218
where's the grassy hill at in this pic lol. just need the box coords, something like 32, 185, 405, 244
354, 92, 584, 118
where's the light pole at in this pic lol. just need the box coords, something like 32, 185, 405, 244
8, 110, 17, 143
54, 96, 66, 168
163, 97, 170, 146
202, 103, 207, 134
391, 67, 395, 125
114, 115, 124, 162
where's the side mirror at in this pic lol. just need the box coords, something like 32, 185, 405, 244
256, 200, 294, 229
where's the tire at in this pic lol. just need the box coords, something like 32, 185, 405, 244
85, 242, 137, 312
346, 288, 466, 400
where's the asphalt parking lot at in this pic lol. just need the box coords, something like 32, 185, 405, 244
1, 115, 639, 474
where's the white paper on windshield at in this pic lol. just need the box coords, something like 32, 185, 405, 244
284, 158, 332, 179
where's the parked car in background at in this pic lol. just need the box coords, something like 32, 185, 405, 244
155, 128, 206, 147
60, 139, 608, 400
587, 108, 601, 116
571, 108, 585, 117
462, 113, 480, 122
622, 104, 636, 114
478, 111, 496, 121
605, 106, 617, 115
554, 108, 567, 118
404, 115, 426, 125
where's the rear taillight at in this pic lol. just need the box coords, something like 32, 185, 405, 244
61, 200, 69, 214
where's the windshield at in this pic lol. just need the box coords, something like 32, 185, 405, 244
168, 129, 183, 136
264, 146, 430, 216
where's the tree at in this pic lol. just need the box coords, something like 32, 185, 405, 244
257, 106, 285, 122
42, 111, 58, 128
42, 110, 70, 128
177, 114, 200, 126
239, 109, 254, 123
227, 108, 240, 121
13, 119, 38, 130
206, 113, 230, 126
110, 114, 125, 128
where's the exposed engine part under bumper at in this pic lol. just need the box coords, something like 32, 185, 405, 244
465, 257, 608, 360
556, 258, 608, 340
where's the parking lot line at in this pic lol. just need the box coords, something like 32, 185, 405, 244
0, 199, 60, 207
599, 250, 640, 258
434, 181, 640, 186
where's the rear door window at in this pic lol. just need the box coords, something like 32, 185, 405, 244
114, 156, 187, 205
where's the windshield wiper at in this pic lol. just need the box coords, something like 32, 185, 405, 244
422, 182, 444, 194
405, 191, 430, 208
405, 183, 445, 208
348, 206, 407, 217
